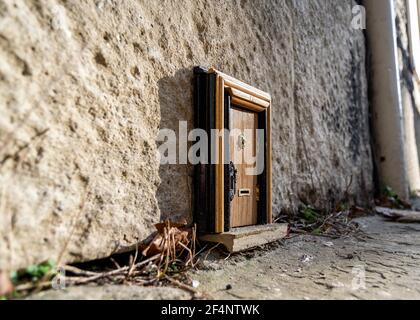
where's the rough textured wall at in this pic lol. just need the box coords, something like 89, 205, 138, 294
0, 0, 373, 270
395, 0, 420, 195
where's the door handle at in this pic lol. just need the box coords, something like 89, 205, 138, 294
229, 161, 237, 202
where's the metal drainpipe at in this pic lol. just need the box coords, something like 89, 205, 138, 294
404, 0, 420, 196
364, 0, 410, 200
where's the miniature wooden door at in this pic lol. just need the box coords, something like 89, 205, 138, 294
229, 107, 259, 227
194, 66, 272, 234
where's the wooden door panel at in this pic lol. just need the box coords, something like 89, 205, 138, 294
230, 107, 258, 227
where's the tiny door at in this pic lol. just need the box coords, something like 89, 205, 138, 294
193, 66, 272, 234
229, 106, 259, 227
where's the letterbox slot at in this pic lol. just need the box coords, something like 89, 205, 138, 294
238, 189, 251, 197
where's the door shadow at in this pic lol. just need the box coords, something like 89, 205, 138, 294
156, 68, 194, 224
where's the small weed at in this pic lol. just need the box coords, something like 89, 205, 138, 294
168, 263, 179, 273
379, 186, 411, 209
384, 186, 399, 199
336, 202, 350, 212
25, 259, 56, 281
312, 228, 322, 235
289, 203, 363, 238
11, 259, 56, 287
301, 205, 320, 224
9, 271, 18, 284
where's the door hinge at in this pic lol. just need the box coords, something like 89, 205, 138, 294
256, 185, 260, 201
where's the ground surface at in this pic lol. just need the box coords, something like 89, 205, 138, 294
26, 285, 191, 300
29, 215, 420, 300
192, 215, 420, 299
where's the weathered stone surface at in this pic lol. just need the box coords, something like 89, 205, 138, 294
26, 285, 191, 300
0, 0, 373, 270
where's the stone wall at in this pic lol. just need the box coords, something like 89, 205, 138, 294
0, 0, 373, 270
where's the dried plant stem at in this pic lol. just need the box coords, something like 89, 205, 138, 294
127, 244, 139, 278
17, 220, 199, 297
165, 275, 201, 296
62, 265, 99, 277
80, 254, 160, 283
15, 280, 53, 292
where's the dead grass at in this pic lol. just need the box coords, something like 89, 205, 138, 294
7, 220, 205, 299
278, 205, 371, 239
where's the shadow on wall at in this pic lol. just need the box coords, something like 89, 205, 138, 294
156, 68, 195, 224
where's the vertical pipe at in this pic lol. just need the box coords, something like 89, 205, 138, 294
404, 0, 420, 195
365, 0, 410, 199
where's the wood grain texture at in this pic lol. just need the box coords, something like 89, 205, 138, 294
230, 107, 258, 227
200, 223, 288, 253
209, 68, 272, 232
231, 96, 266, 112
209, 67, 272, 102
228, 87, 270, 108
267, 106, 273, 223
215, 75, 225, 233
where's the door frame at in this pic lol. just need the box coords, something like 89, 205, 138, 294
194, 67, 272, 234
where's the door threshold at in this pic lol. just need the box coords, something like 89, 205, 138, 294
199, 223, 289, 253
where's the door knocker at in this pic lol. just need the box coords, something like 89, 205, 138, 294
238, 133, 247, 150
